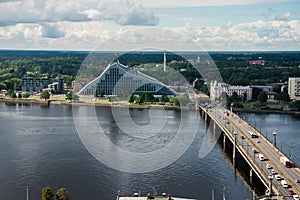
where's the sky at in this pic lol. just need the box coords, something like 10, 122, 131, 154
0, 0, 300, 51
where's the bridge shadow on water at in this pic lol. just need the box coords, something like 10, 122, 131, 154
204, 117, 266, 197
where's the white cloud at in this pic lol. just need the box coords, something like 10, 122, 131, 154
138, 0, 298, 8
169, 19, 300, 50
275, 12, 291, 21
0, 0, 159, 26
0, 16, 300, 50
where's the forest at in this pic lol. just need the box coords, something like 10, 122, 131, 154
0, 50, 300, 93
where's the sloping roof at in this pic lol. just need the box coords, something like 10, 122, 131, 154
77, 61, 176, 95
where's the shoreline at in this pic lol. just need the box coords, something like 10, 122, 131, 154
233, 108, 300, 115
0, 98, 188, 111
2, 98, 300, 114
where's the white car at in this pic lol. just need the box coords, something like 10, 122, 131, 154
275, 174, 281, 180
266, 164, 272, 169
293, 194, 299, 200
271, 169, 276, 174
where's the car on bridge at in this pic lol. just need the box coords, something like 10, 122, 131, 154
275, 174, 281, 180
281, 180, 289, 188
289, 190, 295, 195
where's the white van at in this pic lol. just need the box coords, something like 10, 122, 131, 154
281, 180, 288, 188
259, 154, 265, 161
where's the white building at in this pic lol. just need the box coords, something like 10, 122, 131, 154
227, 86, 252, 101
210, 80, 226, 100
210, 81, 252, 101
288, 77, 300, 100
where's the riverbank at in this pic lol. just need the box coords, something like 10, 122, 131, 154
233, 107, 300, 115
0, 98, 192, 111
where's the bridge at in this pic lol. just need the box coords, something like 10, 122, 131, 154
198, 104, 300, 199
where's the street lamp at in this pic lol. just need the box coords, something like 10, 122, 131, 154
273, 131, 277, 146
268, 174, 274, 196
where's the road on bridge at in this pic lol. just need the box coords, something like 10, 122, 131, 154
205, 105, 300, 200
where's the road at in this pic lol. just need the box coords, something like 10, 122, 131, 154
203, 105, 300, 200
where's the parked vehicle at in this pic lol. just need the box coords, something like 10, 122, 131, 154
266, 163, 272, 169
280, 156, 293, 168
281, 180, 289, 188
295, 179, 300, 183
271, 169, 276, 174
258, 154, 265, 161
289, 190, 295, 195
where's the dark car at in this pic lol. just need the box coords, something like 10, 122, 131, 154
289, 190, 295, 195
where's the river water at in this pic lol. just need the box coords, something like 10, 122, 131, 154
0, 102, 299, 200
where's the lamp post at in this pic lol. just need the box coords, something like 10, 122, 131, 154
273, 131, 277, 146
268, 174, 274, 196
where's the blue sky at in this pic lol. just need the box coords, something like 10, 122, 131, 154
155, 2, 300, 27
0, 0, 299, 51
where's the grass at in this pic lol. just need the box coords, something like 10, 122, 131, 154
241, 102, 282, 110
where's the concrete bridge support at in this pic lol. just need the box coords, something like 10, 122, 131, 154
233, 138, 236, 167
213, 121, 216, 136
250, 169, 253, 184
223, 134, 227, 151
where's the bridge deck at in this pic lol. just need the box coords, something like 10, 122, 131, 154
200, 105, 300, 200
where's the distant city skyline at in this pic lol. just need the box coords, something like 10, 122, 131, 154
0, 0, 299, 51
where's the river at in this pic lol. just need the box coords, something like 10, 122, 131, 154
0, 102, 299, 200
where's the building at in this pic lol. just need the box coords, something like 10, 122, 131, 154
227, 86, 252, 101
210, 81, 252, 101
22, 77, 49, 93
22, 77, 64, 94
249, 59, 265, 65
77, 61, 176, 96
288, 77, 300, 100
251, 85, 273, 92
210, 81, 226, 101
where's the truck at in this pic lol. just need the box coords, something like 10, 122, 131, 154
258, 154, 265, 161
280, 156, 293, 168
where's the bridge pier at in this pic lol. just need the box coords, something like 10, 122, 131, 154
213, 121, 216, 135
233, 136, 236, 167
250, 169, 253, 184
223, 134, 227, 151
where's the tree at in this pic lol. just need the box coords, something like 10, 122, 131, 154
135, 94, 145, 104
56, 187, 70, 200
17, 93, 22, 98
40, 90, 50, 100
11, 92, 17, 98
289, 100, 300, 111
23, 92, 30, 98
276, 90, 290, 103
66, 91, 79, 102
257, 91, 268, 104
128, 94, 136, 103
243, 92, 247, 102
42, 187, 54, 200
170, 97, 180, 106
160, 94, 169, 103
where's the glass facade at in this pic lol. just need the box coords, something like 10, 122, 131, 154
78, 62, 175, 96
